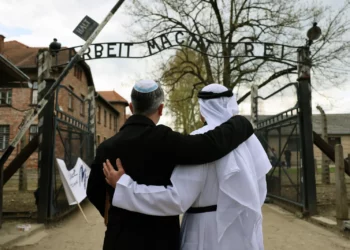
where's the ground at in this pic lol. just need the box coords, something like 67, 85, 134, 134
6, 202, 350, 250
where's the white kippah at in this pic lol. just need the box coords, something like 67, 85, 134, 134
201, 83, 228, 93
133, 79, 159, 93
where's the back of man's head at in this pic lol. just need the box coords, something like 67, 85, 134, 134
130, 79, 164, 117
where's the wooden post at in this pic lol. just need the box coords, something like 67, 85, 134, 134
19, 135, 28, 191
334, 144, 349, 227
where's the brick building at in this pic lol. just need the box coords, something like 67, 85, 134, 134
0, 36, 37, 168
0, 37, 128, 170
98, 91, 129, 132
95, 93, 121, 146
1, 37, 95, 168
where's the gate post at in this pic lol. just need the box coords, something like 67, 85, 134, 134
37, 78, 56, 223
18, 135, 28, 191
316, 105, 330, 184
297, 46, 317, 215
250, 85, 258, 129
334, 144, 349, 227
87, 86, 96, 164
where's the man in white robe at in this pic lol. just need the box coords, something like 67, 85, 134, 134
104, 84, 272, 250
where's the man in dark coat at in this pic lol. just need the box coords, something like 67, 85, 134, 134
87, 80, 254, 250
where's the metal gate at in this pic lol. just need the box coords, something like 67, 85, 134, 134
51, 85, 94, 218
36, 81, 94, 222
255, 81, 317, 214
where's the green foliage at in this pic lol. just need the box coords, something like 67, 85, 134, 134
162, 48, 205, 133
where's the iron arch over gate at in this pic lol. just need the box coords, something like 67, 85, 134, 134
50, 30, 318, 214
53, 30, 302, 65
0, 3, 321, 226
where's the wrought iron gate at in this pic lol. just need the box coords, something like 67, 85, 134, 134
37, 81, 94, 222
255, 82, 317, 214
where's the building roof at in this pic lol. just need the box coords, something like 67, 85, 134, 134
98, 91, 129, 105
2, 40, 95, 87
0, 53, 30, 82
312, 114, 350, 135
95, 94, 120, 115
247, 113, 350, 135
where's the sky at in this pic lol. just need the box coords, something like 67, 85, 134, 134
0, 0, 349, 127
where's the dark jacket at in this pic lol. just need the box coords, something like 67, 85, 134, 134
87, 114, 253, 250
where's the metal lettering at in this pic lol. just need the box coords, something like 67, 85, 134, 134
147, 39, 161, 55
264, 43, 274, 57
95, 44, 104, 58
124, 43, 133, 57
107, 43, 117, 58
82, 47, 92, 60
245, 43, 254, 56
118, 43, 122, 57
160, 34, 172, 49
175, 31, 185, 45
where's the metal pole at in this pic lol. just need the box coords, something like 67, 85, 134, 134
37, 79, 56, 222
297, 46, 317, 215
19, 135, 28, 191
334, 144, 349, 227
0, 0, 126, 170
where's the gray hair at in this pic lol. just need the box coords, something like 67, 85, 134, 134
131, 85, 164, 115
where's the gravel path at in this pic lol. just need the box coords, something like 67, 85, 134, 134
9, 203, 350, 250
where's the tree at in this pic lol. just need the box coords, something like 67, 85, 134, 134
126, 0, 350, 103
162, 48, 204, 133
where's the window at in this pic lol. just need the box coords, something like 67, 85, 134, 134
68, 86, 74, 111
29, 125, 38, 141
97, 135, 100, 145
328, 137, 341, 148
74, 65, 83, 81
0, 89, 12, 105
97, 105, 101, 124
80, 94, 85, 116
114, 116, 117, 131
104, 109, 107, 127
32, 82, 38, 104
109, 113, 112, 129
0, 125, 10, 151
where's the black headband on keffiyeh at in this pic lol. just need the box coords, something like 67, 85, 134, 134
197, 90, 233, 99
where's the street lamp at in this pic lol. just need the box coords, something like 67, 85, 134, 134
49, 38, 61, 57
307, 22, 322, 46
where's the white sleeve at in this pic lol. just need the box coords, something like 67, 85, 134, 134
112, 164, 207, 216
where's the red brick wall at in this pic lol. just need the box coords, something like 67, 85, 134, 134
0, 87, 38, 169
0, 65, 91, 170
111, 103, 128, 132
56, 66, 90, 124
95, 99, 119, 146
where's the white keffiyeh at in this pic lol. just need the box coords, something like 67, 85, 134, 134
197, 84, 271, 249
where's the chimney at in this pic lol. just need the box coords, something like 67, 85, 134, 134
0, 35, 5, 54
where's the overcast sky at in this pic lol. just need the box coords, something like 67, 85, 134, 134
1, 0, 349, 127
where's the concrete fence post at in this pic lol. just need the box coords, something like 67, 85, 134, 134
334, 144, 349, 228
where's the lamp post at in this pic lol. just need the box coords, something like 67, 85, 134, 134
298, 23, 322, 215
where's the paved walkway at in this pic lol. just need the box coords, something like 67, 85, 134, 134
7, 203, 350, 250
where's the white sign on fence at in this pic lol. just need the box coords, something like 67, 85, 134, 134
57, 158, 91, 205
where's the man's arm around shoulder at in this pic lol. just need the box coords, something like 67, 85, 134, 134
163, 115, 253, 165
